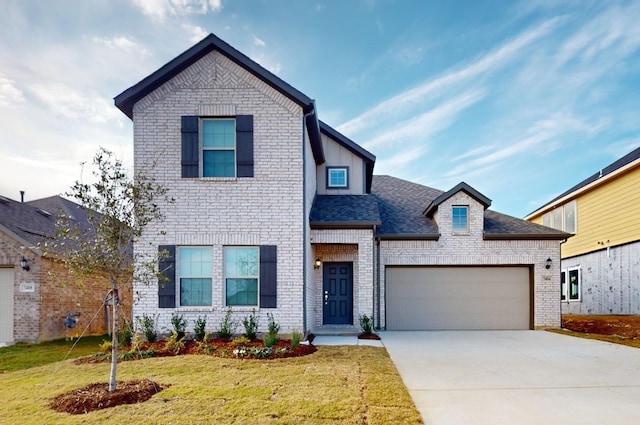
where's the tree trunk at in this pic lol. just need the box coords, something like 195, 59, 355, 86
109, 288, 119, 392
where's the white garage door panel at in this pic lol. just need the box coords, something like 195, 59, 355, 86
387, 267, 530, 330
0, 268, 14, 344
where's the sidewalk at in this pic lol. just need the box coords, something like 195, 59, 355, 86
310, 335, 384, 347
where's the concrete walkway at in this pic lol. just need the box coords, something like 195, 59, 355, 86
311, 335, 384, 347
381, 331, 640, 425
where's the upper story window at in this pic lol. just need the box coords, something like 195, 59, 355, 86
202, 119, 236, 177
178, 246, 213, 306
452, 205, 469, 234
181, 115, 254, 179
542, 200, 576, 233
327, 166, 349, 189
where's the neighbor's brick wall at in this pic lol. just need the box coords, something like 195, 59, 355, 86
132, 51, 306, 334
310, 229, 375, 330
39, 258, 133, 341
380, 192, 562, 329
0, 230, 132, 343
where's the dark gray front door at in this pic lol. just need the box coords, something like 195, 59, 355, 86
323, 262, 353, 325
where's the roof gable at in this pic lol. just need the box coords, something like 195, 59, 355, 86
114, 33, 325, 165
423, 182, 491, 217
319, 121, 376, 193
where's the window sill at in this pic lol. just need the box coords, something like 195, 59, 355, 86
452, 232, 470, 236
198, 177, 237, 182
176, 307, 215, 312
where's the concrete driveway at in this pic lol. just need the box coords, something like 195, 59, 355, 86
381, 331, 640, 425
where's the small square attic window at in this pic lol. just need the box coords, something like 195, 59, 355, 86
327, 167, 349, 189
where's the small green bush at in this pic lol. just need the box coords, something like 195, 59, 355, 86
216, 307, 238, 341
267, 313, 280, 336
118, 320, 133, 347
137, 314, 158, 343
291, 330, 302, 348
165, 331, 186, 354
193, 316, 207, 341
263, 332, 278, 348
171, 313, 187, 340
242, 309, 259, 340
359, 314, 374, 335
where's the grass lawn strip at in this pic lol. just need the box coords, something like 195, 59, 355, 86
0, 346, 423, 424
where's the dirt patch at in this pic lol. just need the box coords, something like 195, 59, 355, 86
562, 315, 640, 339
50, 379, 167, 415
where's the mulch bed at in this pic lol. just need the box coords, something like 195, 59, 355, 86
50, 379, 167, 415
57, 337, 316, 415
562, 315, 640, 339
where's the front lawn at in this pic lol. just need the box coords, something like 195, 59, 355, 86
0, 335, 109, 372
0, 345, 423, 424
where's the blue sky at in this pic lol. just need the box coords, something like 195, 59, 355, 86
1, 0, 639, 218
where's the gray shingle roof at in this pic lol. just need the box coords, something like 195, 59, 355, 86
310, 195, 381, 228
370, 175, 569, 240
0, 195, 96, 251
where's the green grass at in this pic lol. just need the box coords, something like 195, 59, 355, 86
0, 335, 109, 373
0, 345, 423, 424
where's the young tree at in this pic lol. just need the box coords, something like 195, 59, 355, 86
45, 147, 172, 392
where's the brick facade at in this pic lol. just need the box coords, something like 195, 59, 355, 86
132, 51, 307, 334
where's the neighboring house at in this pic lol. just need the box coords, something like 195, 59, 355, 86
526, 147, 640, 315
0, 194, 132, 345
115, 33, 568, 334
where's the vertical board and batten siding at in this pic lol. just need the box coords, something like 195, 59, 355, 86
132, 50, 306, 333
316, 133, 365, 195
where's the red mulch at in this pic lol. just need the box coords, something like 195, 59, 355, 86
562, 315, 640, 339
358, 333, 381, 340
50, 379, 167, 415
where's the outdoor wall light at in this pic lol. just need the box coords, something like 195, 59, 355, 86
545, 258, 552, 269
314, 258, 322, 270
20, 257, 30, 271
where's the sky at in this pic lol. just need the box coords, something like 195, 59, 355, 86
1, 0, 639, 218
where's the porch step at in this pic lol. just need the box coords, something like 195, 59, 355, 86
311, 327, 360, 336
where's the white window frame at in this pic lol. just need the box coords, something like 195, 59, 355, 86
326, 166, 349, 189
177, 246, 213, 307
561, 266, 581, 302
224, 246, 260, 307
542, 200, 577, 234
201, 118, 236, 178
452, 205, 469, 234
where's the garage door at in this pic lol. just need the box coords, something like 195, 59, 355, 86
0, 268, 14, 344
386, 266, 531, 330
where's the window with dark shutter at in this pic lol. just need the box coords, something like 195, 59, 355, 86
181, 116, 199, 178
158, 245, 176, 308
259, 245, 277, 308
235, 115, 254, 177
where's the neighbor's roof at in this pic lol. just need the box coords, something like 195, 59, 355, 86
0, 195, 90, 251
371, 175, 569, 240
527, 146, 640, 218
310, 195, 381, 229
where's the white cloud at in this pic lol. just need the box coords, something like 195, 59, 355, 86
338, 17, 564, 137
91, 35, 151, 56
29, 83, 121, 124
253, 35, 266, 47
182, 23, 209, 43
132, 0, 223, 21
0, 73, 25, 106
362, 89, 486, 150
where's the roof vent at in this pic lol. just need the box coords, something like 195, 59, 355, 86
37, 209, 52, 218
599, 169, 603, 178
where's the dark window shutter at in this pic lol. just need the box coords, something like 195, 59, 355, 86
158, 245, 176, 308
181, 116, 199, 178
236, 115, 254, 177
259, 245, 277, 308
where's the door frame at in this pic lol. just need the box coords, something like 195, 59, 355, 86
322, 262, 354, 325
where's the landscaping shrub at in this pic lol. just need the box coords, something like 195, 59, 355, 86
193, 316, 207, 341
137, 314, 158, 343
359, 314, 374, 335
242, 309, 259, 340
216, 307, 238, 341
171, 313, 187, 340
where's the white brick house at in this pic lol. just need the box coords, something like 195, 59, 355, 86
115, 34, 569, 335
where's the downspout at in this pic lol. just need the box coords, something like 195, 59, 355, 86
301, 114, 308, 335
375, 236, 381, 331
372, 225, 377, 329
558, 238, 567, 327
